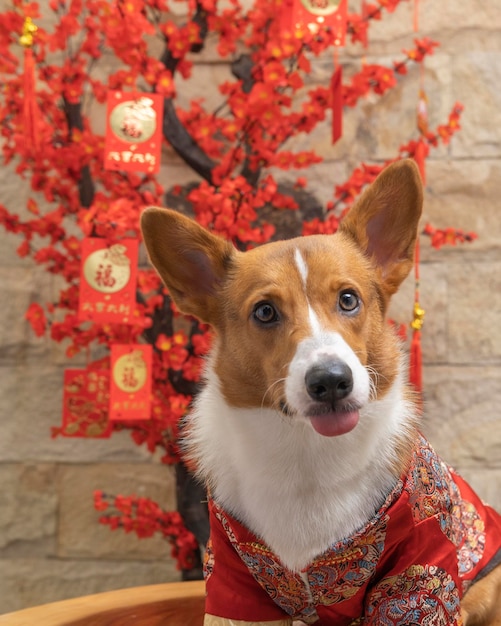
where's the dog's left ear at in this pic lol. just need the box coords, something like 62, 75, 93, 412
140, 207, 235, 325
338, 159, 423, 296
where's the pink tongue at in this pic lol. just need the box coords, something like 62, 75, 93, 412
309, 410, 359, 437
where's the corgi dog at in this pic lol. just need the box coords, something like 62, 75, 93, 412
141, 160, 501, 626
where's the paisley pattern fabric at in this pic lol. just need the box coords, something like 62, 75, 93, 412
204, 436, 501, 625
403, 438, 488, 591
364, 564, 461, 625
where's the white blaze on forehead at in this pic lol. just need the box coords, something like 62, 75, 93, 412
307, 303, 322, 336
294, 248, 308, 288
294, 247, 322, 337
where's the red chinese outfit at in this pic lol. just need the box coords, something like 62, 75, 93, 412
204, 437, 501, 625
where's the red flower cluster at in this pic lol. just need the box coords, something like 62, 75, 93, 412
93, 491, 199, 570
302, 103, 470, 236
422, 224, 478, 249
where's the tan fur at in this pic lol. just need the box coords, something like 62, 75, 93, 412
462, 566, 501, 626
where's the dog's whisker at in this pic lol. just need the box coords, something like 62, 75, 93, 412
364, 365, 381, 400
261, 377, 287, 412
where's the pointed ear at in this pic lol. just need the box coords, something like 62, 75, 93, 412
338, 159, 423, 296
140, 207, 235, 324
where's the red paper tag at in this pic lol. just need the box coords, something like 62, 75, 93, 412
104, 91, 164, 174
109, 344, 152, 421
62, 369, 112, 438
289, 0, 347, 44
78, 238, 138, 324
331, 65, 343, 144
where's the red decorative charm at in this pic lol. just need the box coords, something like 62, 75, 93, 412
409, 240, 424, 396
331, 65, 343, 144
413, 138, 428, 184
78, 238, 138, 324
19, 17, 42, 156
282, 0, 347, 44
104, 91, 164, 173
62, 369, 112, 438
109, 344, 152, 421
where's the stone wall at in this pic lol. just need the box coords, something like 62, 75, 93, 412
1, 0, 500, 614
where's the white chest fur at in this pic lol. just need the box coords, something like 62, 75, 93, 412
186, 367, 414, 572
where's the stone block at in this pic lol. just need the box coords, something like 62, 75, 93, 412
451, 52, 501, 159
0, 558, 179, 614
267, 159, 349, 210
422, 365, 501, 474
419, 0, 501, 39
57, 463, 177, 561
457, 468, 501, 514
359, 1, 415, 45
0, 168, 32, 270
176, 61, 233, 112
0, 266, 52, 364
0, 229, 26, 271
0, 464, 57, 557
447, 261, 501, 363
422, 159, 501, 260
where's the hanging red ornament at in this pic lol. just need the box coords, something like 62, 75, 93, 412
78, 238, 139, 324
415, 72, 429, 183
104, 91, 164, 174
19, 17, 42, 155
414, 139, 427, 185
109, 344, 153, 421
61, 369, 112, 438
417, 88, 429, 136
331, 63, 343, 144
282, 0, 347, 44
409, 240, 425, 395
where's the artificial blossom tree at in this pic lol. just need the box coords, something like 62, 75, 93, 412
0, 0, 474, 577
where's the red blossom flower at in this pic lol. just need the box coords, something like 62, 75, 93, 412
25, 303, 47, 337
422, 224, 478, 249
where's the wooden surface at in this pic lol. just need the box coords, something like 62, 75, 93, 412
0, 580, 205, 626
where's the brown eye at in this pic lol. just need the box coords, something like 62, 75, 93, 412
338, 290, 360, 314
253, 302, 279, 325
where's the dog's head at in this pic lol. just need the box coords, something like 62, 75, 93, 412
141, 159, 422, 437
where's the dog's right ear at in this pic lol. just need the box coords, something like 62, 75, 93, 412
338, 159, 423, 297
140, 208, 235, 325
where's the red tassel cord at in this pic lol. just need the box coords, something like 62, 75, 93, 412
19, 17, 41, 155
414, 66, 429, 183
409, 239, 425, 394
331, 60, 343, 144
414, 138, 427, 185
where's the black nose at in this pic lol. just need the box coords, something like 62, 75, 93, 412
305, 362, 353, 405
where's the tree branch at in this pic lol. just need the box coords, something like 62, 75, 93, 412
162, 99, 216, 183
64, 99, 95, 208
160, 4, 216, 184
